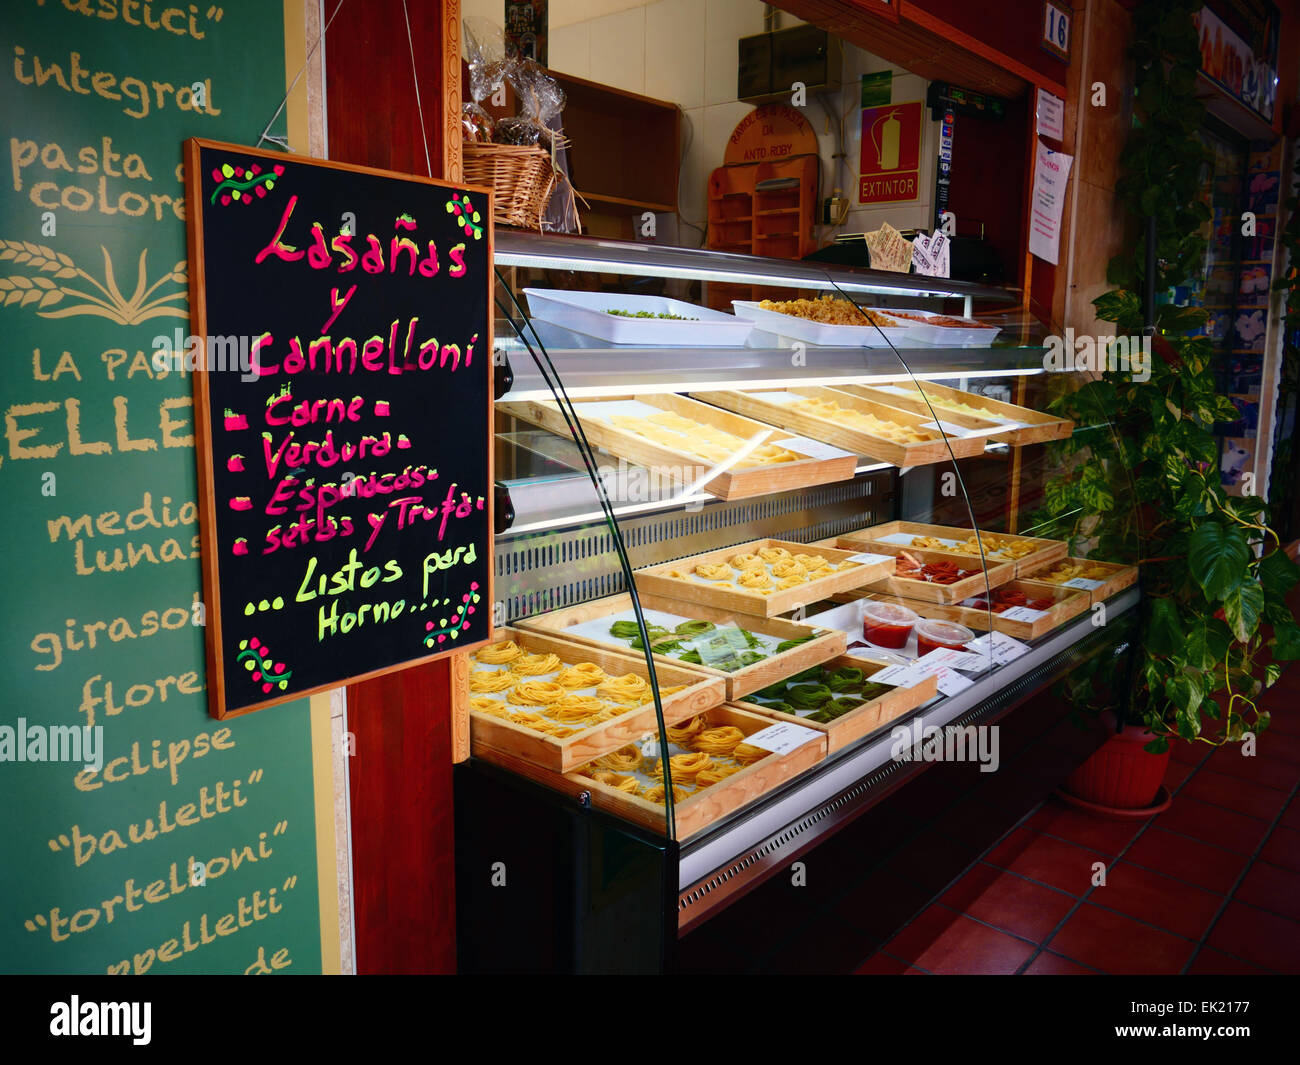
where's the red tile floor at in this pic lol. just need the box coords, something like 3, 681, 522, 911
868, 666, 1300, 975
675, 662, 1300, 975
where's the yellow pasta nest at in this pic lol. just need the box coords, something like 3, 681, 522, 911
692, 726, 746, 756
596, 673, 651, 704
666, 716, 707, 745
729, 552, 765, 570
475, 640, 524, 664
776, 575, 808, 590
737, 569, 773, 589
469, 669, 514, 693
695, 562, 733, 581
696, 764, 743, 788
509, 680, 566, 706
592, 745, 642, 772
758, 546, 793, 563
510, 652, 562, 676
654, 751, 714, 781
470, 697, 509, 715
733, 742, 770, 766
548, 695, 606, 723
771, 558, 807, 579
555, 662, 606, 688
794, 553, 835, 572
644, 783, 690, 805
506, 711, 574, 738
591, 771, 640, 795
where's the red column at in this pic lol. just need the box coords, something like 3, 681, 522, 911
325, 0, 457, 975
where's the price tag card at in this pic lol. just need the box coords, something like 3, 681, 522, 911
1063, 577, 1106, 590
932, 665, 974, 696
848, 552, 895, 566
965, 631, 1032, 665
1000, 606, 1047, 622
870, 662, 932, 688
915, 647, 988, 673
781, 435, 856, 461
745, 721, 822, 755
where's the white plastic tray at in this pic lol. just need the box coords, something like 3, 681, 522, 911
523, 289, 754, 346
732, 300, 915, 348
870, 308, 1000, 348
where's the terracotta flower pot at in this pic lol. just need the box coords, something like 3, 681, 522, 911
1064, 712, 1171, 810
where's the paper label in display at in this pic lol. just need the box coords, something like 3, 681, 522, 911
920, 419, 979, 438
965, 631, 1031, 665
745, 721, 822, 754
915, 647, 987, 673
1063, 577, 1105, 590
999, 606, 1047, 622
781, 435, 855, 461
848, 552, 895, 566
870, 662, 932, 688
932, 666, 974, 696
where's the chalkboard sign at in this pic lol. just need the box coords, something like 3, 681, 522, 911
185, 140, 494, 718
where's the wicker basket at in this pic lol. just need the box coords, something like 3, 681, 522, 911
462, 142, 556, 231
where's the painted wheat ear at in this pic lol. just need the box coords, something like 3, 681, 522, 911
0, 240, 187, 323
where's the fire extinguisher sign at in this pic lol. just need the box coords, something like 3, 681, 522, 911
858, 100, 923, 205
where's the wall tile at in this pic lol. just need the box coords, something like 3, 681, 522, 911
705, 0, 764, 106
588, 7, 647, 94
549, 21, 591, 79
645, 0, 705, 108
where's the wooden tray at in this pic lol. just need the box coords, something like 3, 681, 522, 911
472, 703, 826, 840
839, 520, 1068, 578
690, 386, 987, 467
461, 627, 725, 772
835, 539, 1018, 604
498, 392, 857, 500
514, 591, 846, 701
839, 381, 1073, 446
634, 538, 894, 617
853, 580, 1090, 641
1017, 556, 1139, 605
734, 654, 937, 754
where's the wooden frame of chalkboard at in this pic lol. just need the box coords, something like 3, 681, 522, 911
185, 138, 494, 718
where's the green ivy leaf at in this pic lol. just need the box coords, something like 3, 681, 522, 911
1271, 617, 1300, 661
1222, 578, 1264, 643
1187, 522, 1250, 601
1146, 598, 1184, 656
1165, 673, 1203, 716
1257, 548, 1300, 598
1184, 616, 1232, 669
1265, 662, 1282, 688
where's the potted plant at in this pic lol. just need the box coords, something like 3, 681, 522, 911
1034, 0, 1300, 813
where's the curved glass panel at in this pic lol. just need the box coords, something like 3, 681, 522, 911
479, 234, 1140, 844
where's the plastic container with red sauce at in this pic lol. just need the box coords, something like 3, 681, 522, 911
862, 601, 920, 649
915, 619, 975, 657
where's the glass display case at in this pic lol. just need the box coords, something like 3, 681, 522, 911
459, 232, 1140, 952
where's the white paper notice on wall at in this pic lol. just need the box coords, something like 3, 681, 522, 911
1028, 141, 1073, 266
1036, 88, 1065, 140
